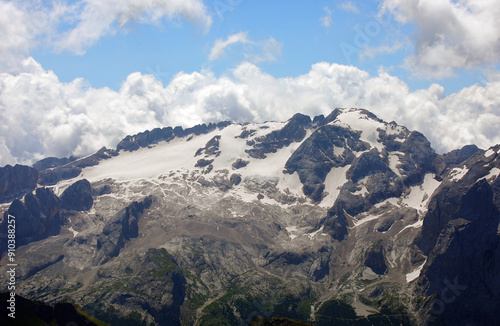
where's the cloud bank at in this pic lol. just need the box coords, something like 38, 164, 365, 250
381, 0, 500, 78
1, 58, 499, 166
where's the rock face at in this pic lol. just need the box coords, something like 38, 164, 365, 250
232, 158, 249, 169
38, 147, 117, 186
321, 204, 349, 241
0, 164, 38, 203
441, 144, 480, 166
60, 179, 93, 211
415, 146, 500, 325
117, 122, 231, 152
0, 187, 61, 253
364, 241, 387, 275
246, 113, 311, 159
2, 108, 500, 326
285, 123, 368, 202
94, 196, 153, 265
122, 248, 186, 326
33, 156, 74, 171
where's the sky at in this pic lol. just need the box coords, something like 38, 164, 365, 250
0, 0, 499, 165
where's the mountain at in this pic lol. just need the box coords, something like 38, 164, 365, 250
0, 108, 498, 325
0, 292, 108, 326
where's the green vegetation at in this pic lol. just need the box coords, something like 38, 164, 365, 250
148, 248, 178, 276
273, 296, 313, 322
198, 281, 315, 326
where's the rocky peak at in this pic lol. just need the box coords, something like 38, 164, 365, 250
441, 144, 480, 166
94, 196, 154, 265
60, 179, 93, 212
0, 164, 38, 203
1, 187, 61, 253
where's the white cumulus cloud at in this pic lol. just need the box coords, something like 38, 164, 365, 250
54, 0, 212, 54
0, 0, 212, 61
380, 0, 500, 78
1, 59, 500, 166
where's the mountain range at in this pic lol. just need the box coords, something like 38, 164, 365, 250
1, 107, 499, 325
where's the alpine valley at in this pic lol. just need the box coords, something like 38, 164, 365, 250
1, 108, 499, 326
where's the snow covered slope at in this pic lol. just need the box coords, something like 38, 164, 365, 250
2, 108, 499, 326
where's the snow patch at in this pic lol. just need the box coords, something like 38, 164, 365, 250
81, 132, 218, 181
328, 109, 386, 151
388, 153, 403, 177
276, 171, 304, 198
479, 167, 500, 182
485, 149, 495, 157
306, 226, 326, 240
321, 165, 350, 207
333, 146, 345, 156
449, 166, 469, 182
352, 185, 368, 197
406, 260, 427, 283
385, 124, 405, 136
375, 197, 400, 208
68, 227, 79, 237
353, 213, 383, 227
401, 174, 441, 213
398, 220, 423, 234
286, 226, 299, 240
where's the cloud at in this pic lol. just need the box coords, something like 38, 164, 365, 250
338, 1, 359, 14
245, 37, 282, 63
320, 7, 333, 28
1, 58, 500, 165
54, 0, 212, 54
209, 32, 252, 61
360, 40, 409, 60
209, 32, 282, 63
380, 0, 500, 78
0, 0, 37, 73
0, 0, 212, 59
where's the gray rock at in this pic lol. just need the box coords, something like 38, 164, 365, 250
0, 164, 38, 203
441, 144, 480, 166
416, 147, 500, 325
285, 125, 368, 202
94, 196, 153, 265
232, 158, 250, 169
364, 241, 387, 275
38, 147, 117, 186
195, 158, 214, 168
0, 187, 61, 252
32, 156, 74, 171
195, 135, 221, 157
246, 113, 312, 159
60, 179, 93, 211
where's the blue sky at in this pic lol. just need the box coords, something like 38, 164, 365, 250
31, 0, 484, 93
0, 0, 499, 164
